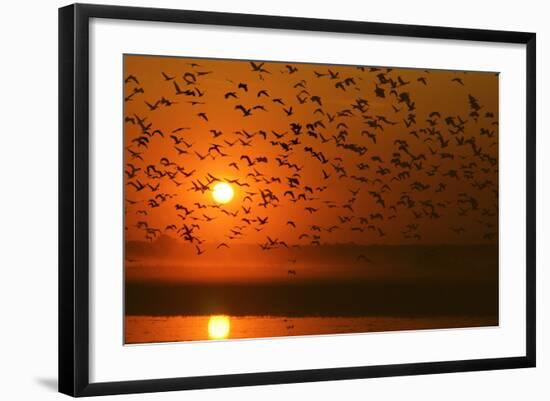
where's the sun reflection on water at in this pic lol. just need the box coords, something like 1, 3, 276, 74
207, 315, 231, 339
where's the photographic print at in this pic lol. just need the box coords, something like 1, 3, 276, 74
123, 55, 499, 344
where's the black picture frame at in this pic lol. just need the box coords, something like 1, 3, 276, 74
59, 3, 536, 397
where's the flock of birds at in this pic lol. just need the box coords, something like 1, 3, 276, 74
124, 57, 499, 271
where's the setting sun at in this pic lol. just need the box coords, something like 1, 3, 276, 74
208, 315, 231, 339
212, 182, 234, 204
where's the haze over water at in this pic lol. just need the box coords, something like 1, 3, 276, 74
125, 242, 498, 342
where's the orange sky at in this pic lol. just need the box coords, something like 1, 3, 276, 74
123, 54, 498, 260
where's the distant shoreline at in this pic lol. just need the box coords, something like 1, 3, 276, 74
125, 280, 498, 318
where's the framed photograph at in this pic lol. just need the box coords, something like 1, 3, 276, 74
59, 3, 536, 397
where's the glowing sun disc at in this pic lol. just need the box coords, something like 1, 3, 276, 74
208, 315, 231, 339
212, 182, 234, 204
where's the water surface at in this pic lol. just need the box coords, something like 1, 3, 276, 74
125, 315, 497, 344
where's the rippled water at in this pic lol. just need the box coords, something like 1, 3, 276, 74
125, 315, 497, 344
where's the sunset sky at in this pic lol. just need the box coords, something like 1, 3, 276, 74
123, 54, 498, 283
